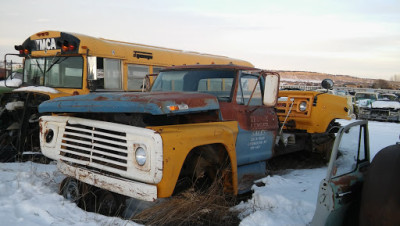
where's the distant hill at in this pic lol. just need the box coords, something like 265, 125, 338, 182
277, 70, 400, 89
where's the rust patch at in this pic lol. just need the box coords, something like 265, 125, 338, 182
220, 102, 278, 131
120, 92, 218, 109
332, 175, 358, 186
94, 96, 108, 101
39, 118, 44, 135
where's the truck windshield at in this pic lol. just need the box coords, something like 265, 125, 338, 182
355, 93, 377, 101
23, 56, 83, 88
151, 70, 236, 101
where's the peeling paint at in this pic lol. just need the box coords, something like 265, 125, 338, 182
39, 92, 220, 115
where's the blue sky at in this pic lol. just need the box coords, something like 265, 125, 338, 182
1, 0, 399, 80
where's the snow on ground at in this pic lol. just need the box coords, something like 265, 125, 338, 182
236, 119, 400, 226
0, 162, 137, 226
0, 120, 398, 225
235, 168, 327, 226
280, 78, 321, 85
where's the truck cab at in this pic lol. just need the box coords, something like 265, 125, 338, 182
38, 65, 281, 209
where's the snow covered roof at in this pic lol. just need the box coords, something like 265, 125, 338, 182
0, 78, 22, 87
372, 100, 400, 109
14, 86, 59, 94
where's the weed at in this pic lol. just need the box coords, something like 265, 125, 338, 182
132, 181, 240, 226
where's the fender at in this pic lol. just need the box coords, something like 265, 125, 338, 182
148, 121, 239, 197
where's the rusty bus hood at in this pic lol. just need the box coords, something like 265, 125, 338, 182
38, 92, 220, 115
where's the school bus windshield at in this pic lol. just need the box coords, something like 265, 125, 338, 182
23, 56, 83, 88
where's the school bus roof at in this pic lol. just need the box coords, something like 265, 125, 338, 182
24, 31, 254, 68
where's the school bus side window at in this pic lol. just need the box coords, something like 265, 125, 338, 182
104, 59, 122, 90
94, 58, 122, 90
128, 64, 149, 90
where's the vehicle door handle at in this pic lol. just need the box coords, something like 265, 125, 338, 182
336, 191, 352, 198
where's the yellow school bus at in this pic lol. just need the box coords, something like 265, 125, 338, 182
0, 31, 253, 162
14, 30, 253, 99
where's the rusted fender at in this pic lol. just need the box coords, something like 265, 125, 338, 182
38, 92, 220, 115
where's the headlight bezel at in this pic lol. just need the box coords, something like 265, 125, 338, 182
45, 129, 55, 143
299, 101, 308, 112
42, 123, 59, 148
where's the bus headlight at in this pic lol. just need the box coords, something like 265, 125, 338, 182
299, 101, 307, 112
135, 147, 147, 166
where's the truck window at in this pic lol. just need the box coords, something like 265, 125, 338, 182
152, 71, 185, 91
332, 124, 367, 177
355, 93, 377, 101
198, 78, 233, 101
151, 69, 235, 101
237, 74, 262, 106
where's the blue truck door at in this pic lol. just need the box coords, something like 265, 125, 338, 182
311, 121, 370, 226
220, 72, 278, 193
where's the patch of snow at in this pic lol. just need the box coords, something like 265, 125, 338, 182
371, 100, 400, 109
0, 78, 22, 87
235, 168, 326, 226
280, 78, 321, 84
5, 101, 24, 111
14, 86, 59, 94
0, 162, 138, 226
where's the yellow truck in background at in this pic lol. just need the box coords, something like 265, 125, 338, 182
276, 80, 351, 159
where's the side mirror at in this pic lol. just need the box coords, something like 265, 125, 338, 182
87, 56, 98, 91
321, 79, 334, 90
263, 72, 280, 107
142, 75, 151, 92
87, 56, 97, 80
3, 53, 22, 88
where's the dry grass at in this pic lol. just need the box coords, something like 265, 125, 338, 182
132, 182, 240, 226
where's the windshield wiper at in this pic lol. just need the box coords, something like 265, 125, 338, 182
26, 54, 45, 78
32, 58, 45, 85
35, 59, 45, 75
46, 56, 68, 73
